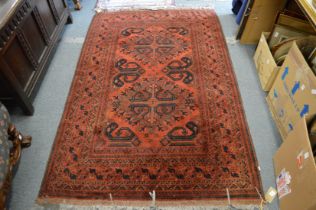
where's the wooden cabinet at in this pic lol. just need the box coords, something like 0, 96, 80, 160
237, 0, 287, 44
0, 0, 72, 115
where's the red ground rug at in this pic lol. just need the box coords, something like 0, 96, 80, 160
39, 10, 262, 205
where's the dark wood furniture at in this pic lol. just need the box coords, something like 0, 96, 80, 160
0, 0, 72, 115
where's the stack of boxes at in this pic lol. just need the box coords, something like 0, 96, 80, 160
254, 34, 316, 209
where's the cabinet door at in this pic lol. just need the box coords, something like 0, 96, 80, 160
20, 13, 47, 64
53, 0, 67, 18
36, 0, 57, 38
239, 0, 287, 44
2, 37, 35, 90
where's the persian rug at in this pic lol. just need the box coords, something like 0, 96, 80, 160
95, 0, 175, 11
38, 10, 262, 206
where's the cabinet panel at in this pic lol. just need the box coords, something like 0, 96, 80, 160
53, 0, 66, 17
3, 38, 35, 90
36, 0, 57, 37
21, 13, 47, 63
0, 75, 14, 98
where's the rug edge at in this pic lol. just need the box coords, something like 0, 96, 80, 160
211, 12, 265, 197
94, 4, 215, 13
36, 14, 100, 199
94, 0, 179, 12
36, 196, 262, 207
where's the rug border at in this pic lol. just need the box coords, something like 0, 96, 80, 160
36, 13, 100, 200
211, 11, 264, 197
37, 9, 264, 205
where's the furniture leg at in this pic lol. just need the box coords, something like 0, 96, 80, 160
67, 12, 73, 24
72, 0, 82, 10
8, 124, 32, 151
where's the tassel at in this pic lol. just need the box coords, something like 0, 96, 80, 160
149, 190, 156, 207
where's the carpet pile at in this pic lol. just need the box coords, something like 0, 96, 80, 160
38, 10, 262, 206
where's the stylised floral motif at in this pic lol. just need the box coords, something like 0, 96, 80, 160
119, 26, 190, 66
112, 77, 196, 137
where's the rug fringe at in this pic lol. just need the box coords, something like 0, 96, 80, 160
94, 6, 215, 13
36, 197, 262, 209
33, 204, 263, 210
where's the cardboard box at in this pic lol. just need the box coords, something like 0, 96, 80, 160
276, 13, 315, 35
268, 24, 310, 48
267, 43, 316, 140
254, 33, 281, 91
273, 118, 316, 210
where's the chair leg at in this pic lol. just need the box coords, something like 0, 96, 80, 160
8, 124, 32, 149
8, 124, 32, 158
